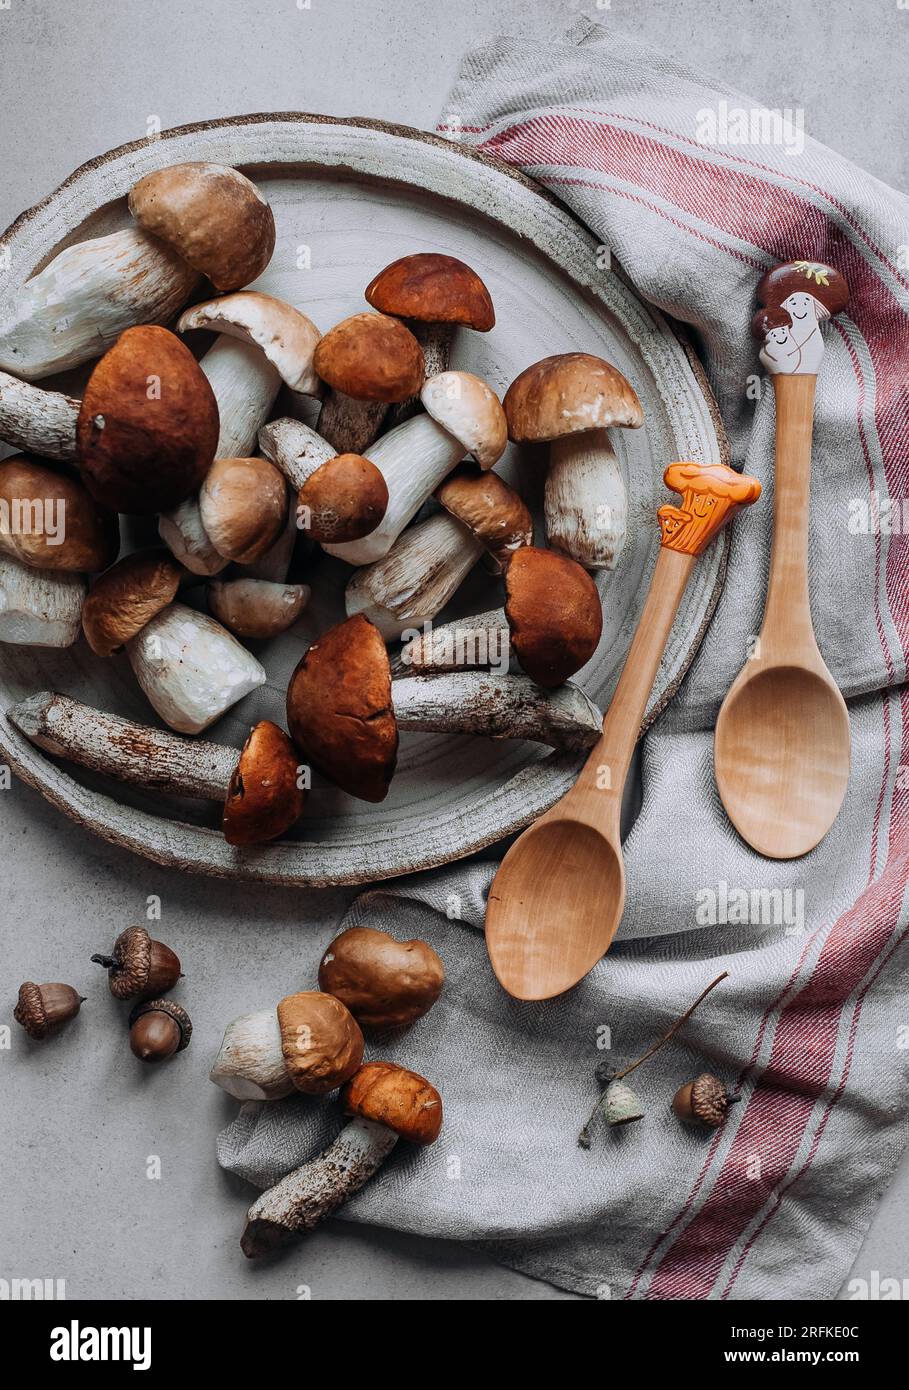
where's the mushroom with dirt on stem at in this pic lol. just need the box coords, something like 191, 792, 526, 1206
210, 991, 364, 1102
345, 462, 532, 641
314, 311, 424, 455
0, 372, 80, 460
0, 557, 86, 648
504, 352, 644, 571
240, 1060, 442, 1256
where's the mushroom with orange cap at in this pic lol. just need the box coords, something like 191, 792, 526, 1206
657, 460, 762, 554
0, 455, 119, 573
211, 990, 364, 1104
314, 311, 424, 455
504, 352, 644, 571
258, 417, 389, 545
81, 549, 182, 657
222, 720, 307, 846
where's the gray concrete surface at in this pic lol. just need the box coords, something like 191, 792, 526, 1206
1, 0, 907, 1301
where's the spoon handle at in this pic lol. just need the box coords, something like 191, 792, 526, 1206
761, 373, 816, 653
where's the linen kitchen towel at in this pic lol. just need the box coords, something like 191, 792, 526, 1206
219, 22, 909, 1299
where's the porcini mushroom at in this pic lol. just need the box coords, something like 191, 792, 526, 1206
210, 990, 364, 1101
240, 1060, 442, 1257
82, 548, 182, 657
0, 455, 119, 572
0, 559, 85, 647
398, 545, 603, 687
346, 464, 531, 640
77, 325, 219, 515
258, 418, 388, 545
198, 455, 288, 564
223, 720, 306, 846
177, 292, 321, 459
319, 926, 444, 1031
158, 495, 229, 576
313, 311, 424, 455
208, 577, 309, 640
322, 370, 508, 567
504, 352, 644, 570
0, 372, 79, 460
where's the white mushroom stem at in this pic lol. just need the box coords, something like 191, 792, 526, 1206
346, 512, 484, 640
0, 372, 79, 460
386, 321, 456, 428
323, 413, 466, 566
258, 417, 333, 489
158, 496, 229, 576
545, 428, 627, 571
241, 1117, 399, 1257
393, 673, 601, 751
0, 559, 85, 647
317, 393, 388, 457
0, 228, 199, 381
198, 337, 282, 459
126, 603, 266, 735
394, 608, 510, 675
210, 1010, 294, 1101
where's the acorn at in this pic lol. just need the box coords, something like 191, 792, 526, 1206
128, 998, 192, 1063
91, 926, 181, 1001
14, 982, 85, 1039
672, 1072, 738, 1127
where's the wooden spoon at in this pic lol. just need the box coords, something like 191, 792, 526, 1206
715, 259, 851, 860
485, 460, 762, 1000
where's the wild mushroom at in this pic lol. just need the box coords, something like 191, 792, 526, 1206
313, 311, 424, 455
81, 549, 182, 657
0, 455, 119, 572
0, 559, 85, 647
286, 613, 602, 802
177, 292, 321, 459
207, 577, 310, 640
365, 252, 495, 419
319, 926, 444, 1031
222, 720, 306, 846
126, 603, 266, 734
211, 990, 364, 1101
0, 372, 79, 460
504, 352, 644, 570
258, 418, 388, 545
157, 496, 229, 576
240, 1060, 442, 1256
322, 370, 508, 567
398, 545, 603, 687
345, 463, 531, 639
198, 455, 288, 564
76, 325, 219, 515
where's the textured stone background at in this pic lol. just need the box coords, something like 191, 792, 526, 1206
1, 0, 906, 1300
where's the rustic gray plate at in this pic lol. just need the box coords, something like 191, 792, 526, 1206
0, 114, 728, 886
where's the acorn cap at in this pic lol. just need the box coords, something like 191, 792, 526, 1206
77, 325, 219, 515
0, 455, 119, 574
504, 546, 603, 686
199, 456, 287, 564
128, 997, 192, 1051
128, 162, 275, 292
177, 292, 321, 396
421, 371, 507, 469
286, 613, 398, 803
298, 453, 388, 544
435, 463, 532, 568
318, 925, 444, 1031
223, 720, 306, 847
365, 252, 495, 331
755, 259, 849, 321
504, 352, 643, 443
602, 1078, 645, 1126
276, 990, 364, 1095
342, 1060, 442, 1145
82, 549, 182, 656
14, 982, 84, 1040
313, 312, 424, 403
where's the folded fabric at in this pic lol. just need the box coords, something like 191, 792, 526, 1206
219, 21, 909, 1299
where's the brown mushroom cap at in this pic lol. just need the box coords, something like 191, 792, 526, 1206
177, 292, 322, 395
286, 613, 398, 803
276, 990, 364, 1095
342, 1060, 442, 1145
223, 720, 306, 847
421, 371, 508, 469
82, 548, 182, 657
755, 259, 849, 320
504, 546, 603, 686
199, 456, 287, 564
207, 578, 309, 640
298, 453, 388, 544
313, 312, 424, 403
0, 455, 119, 573
77, 325, 219, 515
365, 252, 495, 331
318, 926, 444, 1031
504, 352, 644, 443
128, 162, 276, 292
751, 305, 793, 339
436, 463, 532, 567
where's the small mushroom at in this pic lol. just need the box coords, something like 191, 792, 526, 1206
207, 577, 310, 640
504, 353, 644, 570
0, 557, 85, 647
0, 371, 79, 460
158, 495, 229, 576
313, 311, 424, 455
198, 456, 288, 564
81, 549, 182, 657
223, 720, 306, 846
323, 370, 508, 567
319, 926, 444, 1031
259, 418, 388, 545
0, 455, 119, 572
345, 463, 531, 640
126, 602, 266, 734
210, 990, 364, 1101
240, 1060, 442, 1256
77, 325, 219, 515
177, 292, 321, 459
